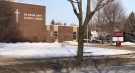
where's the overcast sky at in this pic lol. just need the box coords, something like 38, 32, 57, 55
15, 0, 135, 25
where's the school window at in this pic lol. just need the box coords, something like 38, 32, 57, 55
53, 31, 58, 37
73, 32, 77, 39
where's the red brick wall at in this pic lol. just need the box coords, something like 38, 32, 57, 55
11, 2, 46, 42
50, 25, 54, 31
58, 26, 73, 42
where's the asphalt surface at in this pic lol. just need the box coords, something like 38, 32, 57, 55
23, 64, 135, 73
0, 54, 135, 73
53, 64, 135, 73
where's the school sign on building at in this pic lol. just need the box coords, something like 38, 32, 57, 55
11, 2, 46, 42
1, 1, 80, 43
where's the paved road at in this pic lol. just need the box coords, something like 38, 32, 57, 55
26, 64, 135, 73
52, 65, 135, 73
0, 64, 134, 73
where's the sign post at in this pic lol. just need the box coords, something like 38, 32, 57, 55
112, 32, 124, 47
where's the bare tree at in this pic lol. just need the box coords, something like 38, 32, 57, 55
56, 21, 63, 25
68, 0, 114, 62
70, 23, 77, 26
94, 0, 125, 45
0, 0, 21, 42
93, 10, 107, 42
85, 20, 95, 40
102, 0, 125, 45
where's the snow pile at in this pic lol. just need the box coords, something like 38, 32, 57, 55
113, 42, 135, 46
121, 42, 135, 45
83, 48, 133, 56
66, 41, 78, 45
64, 41, 93, 46
0, 42, 134, 59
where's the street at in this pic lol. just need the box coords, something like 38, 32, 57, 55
53, 64, 135, 73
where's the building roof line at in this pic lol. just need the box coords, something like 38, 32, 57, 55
13, 1, 45, 7
46, 24, 79, 27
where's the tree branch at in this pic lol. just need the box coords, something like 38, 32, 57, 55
82, 0, 91, 30
68, 0, 79, 17
93, 0, 114, 13
79, 0, 82, 16
83, 0, 114, 32
76, 0, 80, 12
86, 0, 90, 15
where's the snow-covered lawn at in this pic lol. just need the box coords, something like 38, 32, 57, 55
113, 42, 135, 46
0, 42, 135, 59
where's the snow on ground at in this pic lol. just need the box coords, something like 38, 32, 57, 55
64, 41, 78, 45
113, 42, 135, 47
64, 41, 95, 46
0, 42, 135, 59
113, 42, 135, 46
121, 42, 135, 46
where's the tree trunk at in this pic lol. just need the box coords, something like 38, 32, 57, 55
68, 0, 114, 63
77, 29, 84, 62
110, 29, 113, 45
76, 19, 84, 63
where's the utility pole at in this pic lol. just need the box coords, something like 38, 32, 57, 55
87, 25, 88, 44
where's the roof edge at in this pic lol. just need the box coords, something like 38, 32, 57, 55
12, 1, 45, 6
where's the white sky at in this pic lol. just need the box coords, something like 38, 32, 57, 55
15, 0, 135, 25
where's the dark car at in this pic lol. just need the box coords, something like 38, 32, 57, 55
129, 39, 135, 43
83, 39, 91, 43
91, 40, 101, 44
125, 38, 135, 43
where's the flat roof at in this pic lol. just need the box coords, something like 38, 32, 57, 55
13, 1, 45, 7
46, 24, 79, 27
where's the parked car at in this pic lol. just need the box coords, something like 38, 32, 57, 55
104, 40, 115, 44
83, 39, 91, 43
91, 40, 101, 44
128, 39, 135, 43
125, 38, 135, 43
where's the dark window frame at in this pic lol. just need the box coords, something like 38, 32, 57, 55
73, 32, 77, 40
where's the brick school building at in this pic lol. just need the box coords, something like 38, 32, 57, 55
46, 25, 78, 42
4, 1, 80, 43
11, 2, 46, 42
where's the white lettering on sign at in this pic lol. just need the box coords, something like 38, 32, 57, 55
24, 17, 34, 19
36, 14, 42, 17
24, 13, 42, 21
24, 13, 27, 16
28, 14, 35, 17
35, 18, 42, 20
